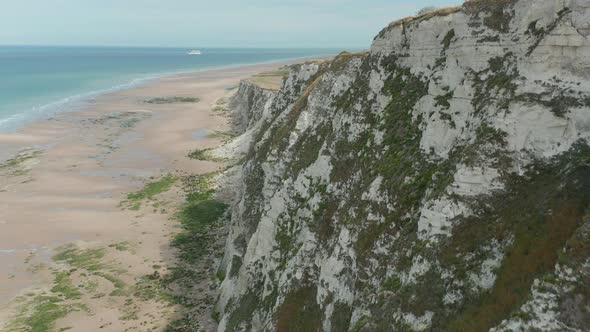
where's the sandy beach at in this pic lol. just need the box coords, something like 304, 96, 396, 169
0, 62, 289, 331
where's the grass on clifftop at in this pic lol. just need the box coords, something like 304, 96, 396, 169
377, 5, 461, 37
246, 67, 290, 90
145, 97, 200, 104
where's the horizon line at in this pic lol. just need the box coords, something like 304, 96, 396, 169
0, 44, 369, 50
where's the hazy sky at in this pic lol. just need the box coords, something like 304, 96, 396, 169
0, 0, 463, 48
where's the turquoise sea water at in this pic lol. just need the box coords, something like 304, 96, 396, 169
0, 46, 341, 132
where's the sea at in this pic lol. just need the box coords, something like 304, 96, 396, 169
0, 46, 343, 132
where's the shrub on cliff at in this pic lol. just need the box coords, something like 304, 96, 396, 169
417, 6, 438, 16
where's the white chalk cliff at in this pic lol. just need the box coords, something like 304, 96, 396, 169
213, 0, 590, 330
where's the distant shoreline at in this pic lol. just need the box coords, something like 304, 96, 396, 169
0, 56, 333, 165
0, 47, 342, 134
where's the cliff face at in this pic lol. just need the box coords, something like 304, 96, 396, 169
215, 0, 590, 330
229, 81, 276, 135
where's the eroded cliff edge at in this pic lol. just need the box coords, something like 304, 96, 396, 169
213, 0, 590, 330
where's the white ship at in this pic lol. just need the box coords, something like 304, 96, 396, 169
187, 50, 202, 55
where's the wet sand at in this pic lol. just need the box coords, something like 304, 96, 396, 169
0, 62, 288, 331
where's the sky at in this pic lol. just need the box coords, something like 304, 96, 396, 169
0, 0, 463, 48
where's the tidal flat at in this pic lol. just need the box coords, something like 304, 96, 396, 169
0, 61, 298, 331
